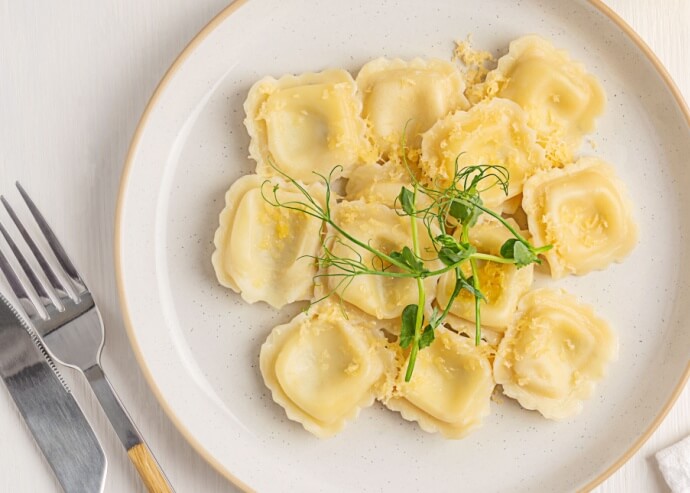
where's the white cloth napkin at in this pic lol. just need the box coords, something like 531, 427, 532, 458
657, 435, 690, 493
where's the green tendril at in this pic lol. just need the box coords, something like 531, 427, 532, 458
261, 141, 550, 380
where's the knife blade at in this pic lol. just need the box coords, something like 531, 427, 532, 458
0, 294, 106, 493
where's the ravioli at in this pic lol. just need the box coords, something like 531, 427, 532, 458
356, 58, 469, 160
345, 161, 432, 210
211, 175, 325, 308
420, 98, 548, 210
522, 156, 638, 278
326, 200, 441, 319
483, 35, 606, 164
260, 301, 395, 438
245, 69, 373, 183
384, 327, 494, 438
436, 218, 534, 331
501, 194, 523, 216
223, 39, 634, 439
494, 289, 617, 419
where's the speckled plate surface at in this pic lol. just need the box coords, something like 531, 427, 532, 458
116, 0, 690, 491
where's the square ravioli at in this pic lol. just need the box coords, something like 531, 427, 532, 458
245, 69, 373, 183
522, 156, 638, 278
211, 175, 326, 308
494, 288, 617, 420
481, 35, 605, 164
356, 58, 469, 160
260, 301, 396, 437
420, 98, 549, 211
384, 327, 494, 438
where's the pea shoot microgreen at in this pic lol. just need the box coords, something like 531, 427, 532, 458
261, 146, 551, 381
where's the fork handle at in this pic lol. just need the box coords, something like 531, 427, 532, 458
84, 364, 174, 493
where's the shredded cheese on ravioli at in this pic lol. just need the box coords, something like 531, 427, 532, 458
494, 288, 617, 420
209, 33, 638, 440
522, 156, 638, 278
453, 35, 496, 91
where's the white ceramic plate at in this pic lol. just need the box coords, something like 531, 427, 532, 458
116, 0, 690, 491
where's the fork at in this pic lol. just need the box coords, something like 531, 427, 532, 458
0, 183, 173, 493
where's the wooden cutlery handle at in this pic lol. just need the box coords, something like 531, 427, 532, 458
128, 443, 173, 493
85, 364, 174, 493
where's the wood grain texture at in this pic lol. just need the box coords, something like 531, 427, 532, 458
127, 443, 173, 493
0, 1, 687, 492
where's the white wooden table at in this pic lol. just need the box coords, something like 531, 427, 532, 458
0, 1, 688, 491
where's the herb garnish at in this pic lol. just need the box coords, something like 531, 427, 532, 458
261, 148, 551, 381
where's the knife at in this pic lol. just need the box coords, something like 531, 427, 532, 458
0, 294, 106, 493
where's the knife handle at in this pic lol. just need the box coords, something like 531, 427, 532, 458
84, 364, 173, 493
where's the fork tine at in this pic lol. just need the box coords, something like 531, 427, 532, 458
0, 245, 31, 302
0, 221, 52, 302
15, 183, 85, 290
0, 195, 71, 299
0, 238, 48, 321
0, 229, 50, 321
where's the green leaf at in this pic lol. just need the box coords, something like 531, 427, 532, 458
501, 239, 539, 267
389, 250, 403, 263
400, 304, 418, 349
438, 242, 477, 266
500, 238, 517, 259
449, 195, 483, 227
449, 199, 472, 222
398, 187, 415, 216
401, 246, 418, 269
391, 246, 425, 272
459, 276, 486, 301
418, 325, 435, 349
438, 247, 463, 266
434, 234, 457, 248
513, 241, 538, 268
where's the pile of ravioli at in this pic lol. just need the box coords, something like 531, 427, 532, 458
211, 35, 638, 439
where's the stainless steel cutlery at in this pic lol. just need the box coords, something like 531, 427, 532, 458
0, 293, 106, 493
0, 183, 173, 493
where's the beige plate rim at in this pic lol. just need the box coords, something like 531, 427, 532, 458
114, 1, 690, 491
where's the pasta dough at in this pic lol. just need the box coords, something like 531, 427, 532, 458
260, 301, 396, 437
212, 175, 326, 308
384, 327, 494, 438
482, 35, 605, 163
356, 58, 469, 159
494, 288, 617, 420
245, 69, 373, 183
436, 218, 534, 331
420, 98, 548, 210
222, 36, 636, 439
522, 156, 638, 278
345, 161, 432, 210
326, 200, 441, 319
